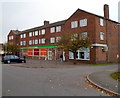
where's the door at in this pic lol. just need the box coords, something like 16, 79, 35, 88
48, 51, 52, 60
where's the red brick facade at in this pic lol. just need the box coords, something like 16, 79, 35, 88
7, 5, 119, 64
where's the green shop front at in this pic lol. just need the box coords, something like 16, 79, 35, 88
21, 45, 58, 60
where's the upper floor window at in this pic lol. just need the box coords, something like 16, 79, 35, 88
41, 29, 45, 35
50, 37, 55, 43
35, 39, 38, 44
21, 34, 26, 38
9, 36, 14, 40
80, 32, 88, 38
41, 38, 45, 44
80, 19, 87, 27
35, 31, 38, 36
20, 34, 23, 38
56, 36, 61, 42
71, 21, 78, 28
23, 41, 26, 46
29, 40, 32, 45
50, 27, 55, 33
100, 32, 104, 40
39, 30, 41, 35
56, 26, 61, 32
29, 32, 32, 37
100, 18, 104, 26
20, 41, 23, 46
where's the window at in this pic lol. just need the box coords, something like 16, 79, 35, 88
50, 37, 55, 43
50, 27, 55, 33
80, 19, 87, 27
41, 29, 45, 35
80, 32, 88, 38
21, 34, 26, 38
20, 34, 23, 38
69, 48, 90, 60
33, 32, 34, 36
23, 34, 26, 38
28, 49, 33, 56
69, 51, 74, 59
71, 21, 78, 28
23, 41, 26, 46
71, 33, 78, 41
35, 39, 38, 44
100, 18, 104, 26
29, 40, 32, 45
56, 37, 61, 42
35, 31, 38, 36
29, 32, 32, 37
34, 49, 39, 56
20, 41, 23, 46
39, 30, 41, 35
56, 26, 61, 32
100, 32, 104, 40
39, 39, 41, 44
9, 36, 14, 40
41, 38, 45, 44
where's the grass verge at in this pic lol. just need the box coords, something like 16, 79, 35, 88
110, 71, 120, 81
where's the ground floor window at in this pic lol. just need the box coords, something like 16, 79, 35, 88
69, 48, 90, 60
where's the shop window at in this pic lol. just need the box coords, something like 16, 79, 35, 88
69, 48, 90, 60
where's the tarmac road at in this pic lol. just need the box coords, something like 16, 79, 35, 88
2, 61, 118, 96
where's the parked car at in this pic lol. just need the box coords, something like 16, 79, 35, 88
1, 55, 26, 64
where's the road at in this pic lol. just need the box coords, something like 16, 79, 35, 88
2, 61, 118, 96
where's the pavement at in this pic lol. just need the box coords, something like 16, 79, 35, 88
87, 70, 120, 96
2, 58, 119, 96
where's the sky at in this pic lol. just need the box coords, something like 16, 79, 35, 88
0, 0, 120, 43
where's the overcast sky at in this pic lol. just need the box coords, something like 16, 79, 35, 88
0, 0, 119, 43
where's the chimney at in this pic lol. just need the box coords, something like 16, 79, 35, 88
104, 4, 109, 19
44, 21, 49, 25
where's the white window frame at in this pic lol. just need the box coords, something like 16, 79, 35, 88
23, 34, 26, 38
56, 26, 61, 32
29, 40, 32, 45
20, 34, 23, 38
35, 39, 38, 44
50, 37, 55, 43
20, 41, 23, 46
35, 31, 38, 36
29, 32, 32, 37
80, 19, 87, 27
41, 38, 45, 44
56, 36, 61, 42
100, 32, 104, 40
50, 27, 55, 33
100, 18, 104, 26
71, 21, 78, 28
41, 29, 45, 35
80, 32, 88, 38
39, 30, 41, 35
69, 48, 90, 60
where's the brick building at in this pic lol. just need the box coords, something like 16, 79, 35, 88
8, 4, 120, 64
